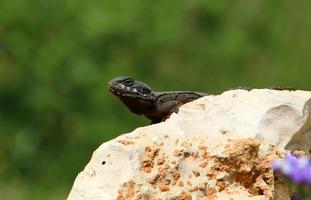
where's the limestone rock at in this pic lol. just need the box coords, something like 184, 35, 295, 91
67, 89, 311, 200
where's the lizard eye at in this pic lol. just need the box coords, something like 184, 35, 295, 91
124, 79, 133, 86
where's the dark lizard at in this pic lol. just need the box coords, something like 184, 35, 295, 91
108, 76, 208, 123
108, 76, 295, 123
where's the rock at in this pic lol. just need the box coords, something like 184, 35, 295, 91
67, 89, 311, 200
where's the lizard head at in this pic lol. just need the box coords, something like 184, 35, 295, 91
108, 76, 153, 97
108, 76, 155, 114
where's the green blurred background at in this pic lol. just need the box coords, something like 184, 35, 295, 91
1, 0, 311, 199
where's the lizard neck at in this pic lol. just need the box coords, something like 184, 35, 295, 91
118, 92, 157, 115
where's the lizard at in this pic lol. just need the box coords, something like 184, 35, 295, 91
108, 76, 295, 123
108, 76, 208, 123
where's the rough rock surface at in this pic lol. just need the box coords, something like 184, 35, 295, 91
67, 89, 311, 200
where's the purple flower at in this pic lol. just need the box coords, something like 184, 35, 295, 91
272, 153, 311, 185
291, 194, 303, 200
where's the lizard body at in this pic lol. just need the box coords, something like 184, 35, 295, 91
108, 76, 208, 123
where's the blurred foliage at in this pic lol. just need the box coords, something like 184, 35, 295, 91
1, 0, 311, 199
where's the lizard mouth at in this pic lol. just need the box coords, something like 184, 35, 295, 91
108, 85, 146, 99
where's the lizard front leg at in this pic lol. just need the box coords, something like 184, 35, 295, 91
155, 100, 181, 121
